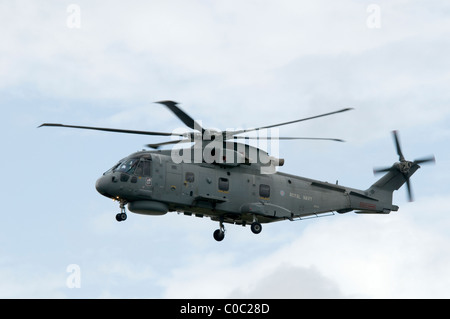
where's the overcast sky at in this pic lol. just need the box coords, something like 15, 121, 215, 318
1, 0, 450, 298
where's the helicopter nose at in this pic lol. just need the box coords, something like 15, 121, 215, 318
95, 175, 112, 197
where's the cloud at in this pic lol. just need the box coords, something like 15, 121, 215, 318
229, 263, 344, 299
3, 1, 450, 139
0, 263, 67, 298
5, 1, 449, 100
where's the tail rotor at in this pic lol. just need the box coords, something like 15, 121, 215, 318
373, 130, 435, 202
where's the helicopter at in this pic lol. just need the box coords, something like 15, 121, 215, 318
39, 101, 435, 241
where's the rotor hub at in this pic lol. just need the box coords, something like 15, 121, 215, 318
397, 160, 413, 174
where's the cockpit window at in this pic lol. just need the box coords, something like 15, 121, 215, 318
103, 156, 151, 176
116, 158, 139, 174
104, 161, 122, 175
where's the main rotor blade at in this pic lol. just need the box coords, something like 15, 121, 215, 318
392, 130, 405, 161
155, 100, 205, 134
38, 123, 183, 137
229, 107, 353, 136
232, 136, 345, 142
146, 139, 193, 149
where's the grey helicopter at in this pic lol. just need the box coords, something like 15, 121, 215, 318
39, 101, 434, 241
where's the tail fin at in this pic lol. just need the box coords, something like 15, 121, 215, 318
370, 162, 420, 194
363, 162, 420, 213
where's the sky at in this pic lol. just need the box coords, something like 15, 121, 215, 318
1, 0, 450, 298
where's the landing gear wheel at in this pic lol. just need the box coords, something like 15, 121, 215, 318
116, 201, 128, 222
115, 212, 127, 222
213, 218, 226, 241
251, 222, 262, 234
213, 229, 225, 241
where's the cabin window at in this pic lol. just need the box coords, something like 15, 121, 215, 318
259, 184, 270, 198
218, 177, 229, 192
185, 172, 195, 183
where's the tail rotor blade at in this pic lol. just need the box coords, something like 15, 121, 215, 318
373, 166, 392, 174
392, 130, 405, 161
405, 178, 414, 202
414, 155, 436, 165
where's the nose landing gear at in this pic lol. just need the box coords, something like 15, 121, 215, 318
115, 200, 128, 222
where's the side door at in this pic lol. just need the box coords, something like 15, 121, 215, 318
198, 166, 215, 197
182, 165, 197, 200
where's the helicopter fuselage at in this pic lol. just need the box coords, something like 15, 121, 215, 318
95, 148, 398, 230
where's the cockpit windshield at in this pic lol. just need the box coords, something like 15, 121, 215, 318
116, 158, 140, 174
104, 157, 151, 176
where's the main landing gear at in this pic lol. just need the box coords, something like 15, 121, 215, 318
250, 221, 262, 234
213, 216, 263, 241
115, 200, 127, 222
213, 220, 225, 242
250, 214, 262, 235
